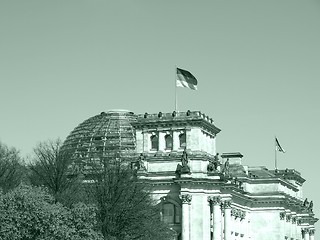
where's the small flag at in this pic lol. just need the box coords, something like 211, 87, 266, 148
176, 68, 198, 90
275, 137, 286, 153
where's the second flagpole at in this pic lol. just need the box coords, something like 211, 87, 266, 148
275, 136, 278, 170
175, 66, 178, 112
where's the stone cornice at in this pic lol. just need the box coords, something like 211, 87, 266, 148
144, 150, 215, 162
299, 215, 319, 225
140, 177, 316, 220
274, 169, 306, 185
143, 177, 303, 208
237, 177, 299, 192
221, 152, 243, 159
133, 111, 221, 136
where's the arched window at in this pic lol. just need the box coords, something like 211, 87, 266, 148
165, 134, 173, 150
179, 133, 186, 148
162, 203, 181, 224
150, 134, 158, 151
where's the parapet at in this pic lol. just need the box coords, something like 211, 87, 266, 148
133, 110, 221, 136
274, 168, 306, 185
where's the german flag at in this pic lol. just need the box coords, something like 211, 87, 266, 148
176, 68, 198, 90
275, 137, 286, 153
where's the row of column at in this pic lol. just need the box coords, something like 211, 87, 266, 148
181, 194, 247, 240
280, 212, 316, 240
302, 228, 315, 240
280, 212, 300, 239
207, 196, 246, 240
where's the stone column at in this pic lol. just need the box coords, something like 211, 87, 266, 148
291, 216, 297, 239
279, 212, 286, 239
285, 214, 291, 238
223, 200, 232, 240
181, 194, 192, 240
158, 132, 165, 151
232, 209, 240, 239
310, 229, 315, 240
142, 132, 149, 152
173, 131, 180, 151
240, 211, 246, 239
208, 196, 222, 240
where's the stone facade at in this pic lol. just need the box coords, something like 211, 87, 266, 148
132, 111, 318, 240
64, 110, 318, 240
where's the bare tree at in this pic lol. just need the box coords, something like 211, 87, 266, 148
88, 160, 174, 240
29, 139, 83, 205
0, 141, 25, 192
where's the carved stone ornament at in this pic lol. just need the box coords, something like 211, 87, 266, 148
309, 229, 315, 236
207, 196, 221, 205
292, 217, 297, 224
302, 228, 310, 235
240, 211, 246, 220
286, 215, 292, 222
280, 212, 286, 220
181, 194, 192, 204
223, 200, 232, 209
231, 208, 245, 219
231, 208, 237, 217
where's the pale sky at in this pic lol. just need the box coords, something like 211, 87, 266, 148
1, 0, 320, 234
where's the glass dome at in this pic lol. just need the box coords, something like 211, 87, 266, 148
62, 110, 137, 172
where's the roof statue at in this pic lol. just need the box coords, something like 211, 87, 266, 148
222, 158, 230, 176
176, 148, 190, 175
134, 153, 146, 172
308, 201, 314, 212
207, 153, 221, 173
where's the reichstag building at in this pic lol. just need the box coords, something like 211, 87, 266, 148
62, 110, 317, 240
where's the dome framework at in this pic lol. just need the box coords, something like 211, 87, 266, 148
62, 110, 137, 173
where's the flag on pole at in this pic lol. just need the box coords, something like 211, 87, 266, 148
176, 68, 198, 90
275, 137, 286, 153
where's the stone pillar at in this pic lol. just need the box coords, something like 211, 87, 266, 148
279, 212, 286, 239
310, 229, 315, 240
143, 132, 149, 152
285, 214, 291, 238
291, 216, 297, 239
208, 196, 222, 240
173, 131, 180, 151
223, 201, 232, 240
181, 194, 192, 240
158, 132, 165, 151
240, 211, 246, 239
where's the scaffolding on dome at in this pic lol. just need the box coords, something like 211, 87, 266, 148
62, 110, 138, 175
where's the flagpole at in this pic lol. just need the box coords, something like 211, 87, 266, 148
275, 136, 278, 170
175, 66, 178, 112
